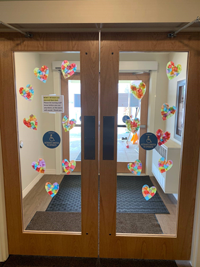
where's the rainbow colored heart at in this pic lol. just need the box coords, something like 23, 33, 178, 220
23, 114, 38, 130
166, 61, 182, 80
127, 160, 142, 175
126, 118, 140, 134
61, 60, 77, 79
156, 129, 170, 146
158, 157, 173, 173
45, 182, 59, 197
32, 158, 46, 173
142, 185, 157, 201
19, 84, 34, 101
34, 65, 49, 83
62, 116, 76, 132
130, 82, 146, 100
161, 103, 176, 121
62, 159, 76, 174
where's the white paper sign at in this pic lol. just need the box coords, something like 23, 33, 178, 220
42, 95, 64, 113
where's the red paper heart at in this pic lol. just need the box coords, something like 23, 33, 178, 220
156, 129, 170, 146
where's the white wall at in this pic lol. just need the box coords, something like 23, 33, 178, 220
166, 52, 188, 144
15, 53, 44, 192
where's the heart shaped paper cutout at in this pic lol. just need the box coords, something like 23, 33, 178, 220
126, 118, 140, 134
45, 182, 59, 197
61, 60, 77, 79
19, 84, 34, 101
158, 157, 173, 173
161, 103, 176, 121
156, 129, 170, 146
142, 185, 157, 201
62, 115, 76, 132
166, 61, 182, 80
127, 160, 142, 175
23, 114, 38, 130
34, 65, 49, 83
130, 82, 146, 100
62, 159, 76, 174
32, 158, 46, 173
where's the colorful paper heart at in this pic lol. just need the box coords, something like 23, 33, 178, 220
34, 65, 49, 83
126, 118, 140, 134
130, 82, 146, 100
142, 185, 157, 201
61, 60, 77, 79
45, 182, 59, 197
62, 159, 76, 174
32, 158, 46, 173
62, 116, 76, 132
23, 114, 38, 130
127, 160, 142, 175
166, 61, 182, 80
156, 129, 170, 146
158, 157, 173, 173
161, 103, 176, 121
19, 84, 34, 101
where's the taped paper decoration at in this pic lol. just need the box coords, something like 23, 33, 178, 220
126, 118, 140, 134
45, 182, 59, 197
32, 158, 46, 173
127, 160, 142, 175
62, 115, 76, 132
62, 159, 76, 174
161, 103, 176, 121
142, 185, 157, 201
130, 82, 146, 100
19, 84, 34, 101
166, 61, 182, 80
23, 114, 38, 130
61, 60, 77, 79
34, 65, 49, 83
158, 157, 173, 173
156, 129, 170, 146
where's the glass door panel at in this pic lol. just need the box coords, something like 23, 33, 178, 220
14, 52, 82, 232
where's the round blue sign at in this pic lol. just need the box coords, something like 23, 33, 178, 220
122, 115, 130, 123
43, 131, 61, 149
139, 132, 158, 150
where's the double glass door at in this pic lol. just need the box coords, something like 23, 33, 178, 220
1, 33, 199, 261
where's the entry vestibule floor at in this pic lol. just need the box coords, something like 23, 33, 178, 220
0, 256, 191, 267
23, 174, 177, 234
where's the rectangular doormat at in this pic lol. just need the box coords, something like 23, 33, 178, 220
26, 211, 163, 234
46, 175, 169, 214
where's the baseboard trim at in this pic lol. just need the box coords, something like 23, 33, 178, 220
23, 173, 44, 198
22, 169, 56, 198
45, 169, 56, 175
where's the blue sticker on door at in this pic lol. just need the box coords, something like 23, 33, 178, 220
43, 131, 61, 149
140, 132, 158, 150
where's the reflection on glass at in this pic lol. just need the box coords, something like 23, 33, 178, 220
116, 52, 188, 236
68, 80, 81, 161
117, 81, 141, 163
14, 52, 81, 233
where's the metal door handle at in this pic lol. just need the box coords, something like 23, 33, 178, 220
140, 125, 146, 129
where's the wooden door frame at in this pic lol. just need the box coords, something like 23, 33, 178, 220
0, 32, 99, 257
100, 32, 200, 260
61, 73, 81, 172
117, 73, 149, 173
